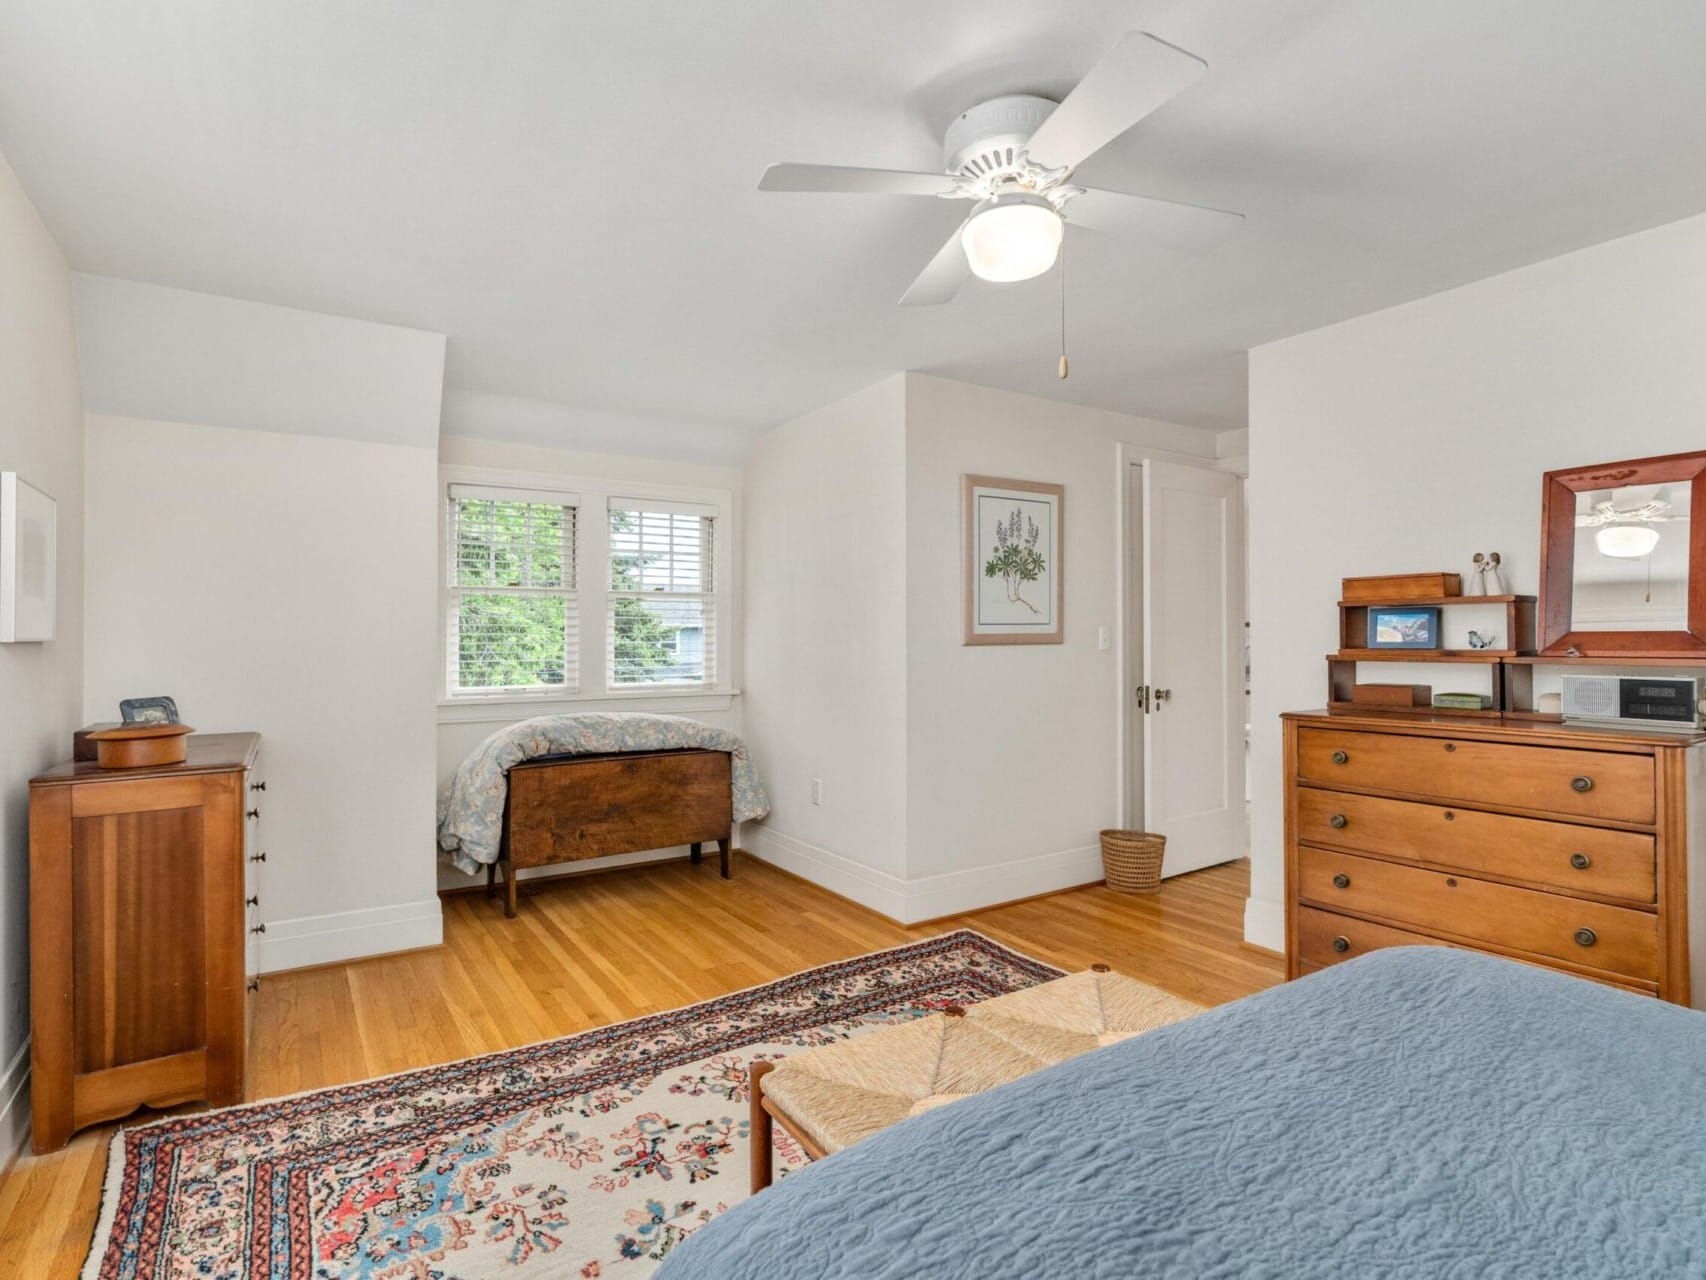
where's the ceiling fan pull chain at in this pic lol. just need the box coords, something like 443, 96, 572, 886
1057, 229, 1070, 380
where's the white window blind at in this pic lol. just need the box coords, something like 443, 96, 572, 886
446, 483, 578, 694
608, 499, 716, 686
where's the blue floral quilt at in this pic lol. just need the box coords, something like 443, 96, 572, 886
438, 712, 770, 873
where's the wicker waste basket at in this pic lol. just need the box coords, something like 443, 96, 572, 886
1099, 830, 1165, 894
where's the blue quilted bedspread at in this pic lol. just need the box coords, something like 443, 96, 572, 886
659, 948, 1706, 1279
437, 712, 770, 873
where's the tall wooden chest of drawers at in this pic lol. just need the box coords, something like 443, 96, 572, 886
29, 732, 263, 1152
1284, 712, 1706, 1005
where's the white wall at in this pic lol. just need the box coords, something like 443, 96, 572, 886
75, 279, 448, 971
740, 372, 1226, 923
741, 375, 910, 917
84, 416, 442, 968
1247, 209, 1706, 951
902, 374, 1222, 918
75, 274, 446, 447
0, 149, 83, 1165
433, 434, 746, 892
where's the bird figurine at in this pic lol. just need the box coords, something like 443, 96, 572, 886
1466, 629, 1496, 650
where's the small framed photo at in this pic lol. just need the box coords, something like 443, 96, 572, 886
1368, 607, 1441, 650
120, 695, 181, 725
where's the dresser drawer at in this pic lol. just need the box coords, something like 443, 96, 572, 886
1297, 846, 1660, 982
1295, 788, 1656, 903
1297, 906, 1447, 970
1296, 906, 1657, 996
1297, 727, 1655, 825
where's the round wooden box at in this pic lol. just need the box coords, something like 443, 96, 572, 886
87, 723, 195, 769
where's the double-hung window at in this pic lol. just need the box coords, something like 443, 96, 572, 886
446, 484, 578, 695
607, 499, 717, 687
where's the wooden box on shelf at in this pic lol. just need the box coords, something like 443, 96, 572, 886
1349, 683, 1432, 708
1341, 572, 1461, 603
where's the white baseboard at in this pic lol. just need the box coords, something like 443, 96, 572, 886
258, 898, 444, 973
902, 843, 1103, 923
1244, 896, 1286, 952
741, 826, 908, 920
0, 1038, 30, 1172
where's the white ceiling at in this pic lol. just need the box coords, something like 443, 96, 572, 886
5, 1, 1706, 462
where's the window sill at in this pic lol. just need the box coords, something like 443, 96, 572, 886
437, 687, 741, 725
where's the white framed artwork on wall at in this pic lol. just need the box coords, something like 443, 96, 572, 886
962, 473, 1063, 645
1, 471, 56, 642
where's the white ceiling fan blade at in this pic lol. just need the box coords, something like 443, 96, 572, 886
1024, 32, 1207, 172
899, 222, 971, 306
1065, 186, 1243, 253
759, 163, 958, 196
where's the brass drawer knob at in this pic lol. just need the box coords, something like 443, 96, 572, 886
1332, 936, 1351, 953
1574, 927, 1597, 948
1571, 776, 1594, 793
1330, 750, 1348, 765
1332, 873, 1350, 889
1329, 814, 1348, 829
1570, 852, 1591, 870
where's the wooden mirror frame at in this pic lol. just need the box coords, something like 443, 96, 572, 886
1539, 449, 1706, 656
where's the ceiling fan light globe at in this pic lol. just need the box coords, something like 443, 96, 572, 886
960, 195, 1062, 283
1596, 524, 1660, 558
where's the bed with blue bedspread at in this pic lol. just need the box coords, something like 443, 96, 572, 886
659, 948, 1706, 1279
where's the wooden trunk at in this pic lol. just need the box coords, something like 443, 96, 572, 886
29, 733, 262, 1152
1283, 711, 1705, 1004
496, 748, 734, 917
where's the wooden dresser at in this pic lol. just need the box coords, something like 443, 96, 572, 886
29, 733, 264, 1152
1284, 711, 1706, 1005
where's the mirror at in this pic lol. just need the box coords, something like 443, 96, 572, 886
1540, 451, 1706, 656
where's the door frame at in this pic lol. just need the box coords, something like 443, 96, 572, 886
1115, 442, 1249, 831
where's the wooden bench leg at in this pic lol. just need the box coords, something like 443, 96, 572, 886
504, 857, 518, 919
486, 861, 496, 900
690, 841, 703, 864
749, 1060, 775, 1193
718, 836, 731, 880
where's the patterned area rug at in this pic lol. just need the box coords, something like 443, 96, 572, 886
83, 930, 1060, 1279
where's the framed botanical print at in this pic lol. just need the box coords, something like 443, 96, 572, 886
962, 474, 1064, 645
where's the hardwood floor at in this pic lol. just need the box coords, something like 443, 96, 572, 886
0, 852, 1279, 1277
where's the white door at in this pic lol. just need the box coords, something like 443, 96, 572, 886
1142, 459, 1243, 877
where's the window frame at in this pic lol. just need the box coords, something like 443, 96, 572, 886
438, 465, 735, 709
606, 495, 721, 690
444, 481, 581, 698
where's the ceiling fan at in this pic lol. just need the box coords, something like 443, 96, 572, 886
758, 31, 1244, 306
1577, 494, 1686, 559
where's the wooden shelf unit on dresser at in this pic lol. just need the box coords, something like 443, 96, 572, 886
1282, 711, 1706, 1006
28, 732, 264, 1153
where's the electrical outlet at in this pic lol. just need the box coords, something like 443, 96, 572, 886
810, 777, 823, 806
